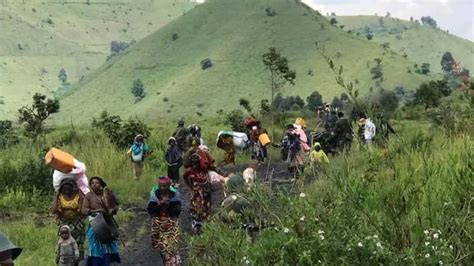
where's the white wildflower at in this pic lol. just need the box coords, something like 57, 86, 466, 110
299, 192, 306, 198
373, 235, 378, 238
424, 230, 429, 235
245, 259, 250, 265
425, 253, 430, 258
439, 261, 443, 265
433, 233, 439, 239
443, 202, 449, 206
425, 242, 430, 246
373, 251, 377, 255
318, 260, 322, 263
314, 218, 319, 222
348, 248, 352, 251
449, 245, 453, 250
300, 216, 305, 221
242, 256, 247, 260
376, 242, 382, 249
319, 235, 325, 240
318, 230, 325, 234
358, 242, 363, 247
283, 227, 290, 233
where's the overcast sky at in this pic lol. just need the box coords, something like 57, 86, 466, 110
301, 0, 474, 41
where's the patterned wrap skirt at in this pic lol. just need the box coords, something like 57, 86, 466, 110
86, 224, 121, 266
151, 217, 181, 266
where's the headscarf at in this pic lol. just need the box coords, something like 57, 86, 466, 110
198, 144, 209, 152
158, 176, 171, 186
57, 225, 76, 245
134, 134, 144, 142
295, 117, 305, 127
89, 176, 107, 188
313, 142, 322, 150
168, 137, 177, 144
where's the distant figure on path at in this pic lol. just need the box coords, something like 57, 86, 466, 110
172, 120, 189, 152
0, 233, 22, 265
216, 133, 235, 166
165, 137, 183, 187
360, 115, 376, 150
127, 134, 149, 180
147, 176, 182, 266
55, 225, 80, 266
310, 142, 330, 167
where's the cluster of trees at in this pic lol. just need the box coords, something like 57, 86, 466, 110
414, 63, 430, 75
107, 40, 136, 60
420, 16, 437, 28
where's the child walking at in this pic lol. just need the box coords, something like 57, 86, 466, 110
56, 225, 79, 266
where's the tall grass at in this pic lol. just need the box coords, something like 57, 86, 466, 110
187, 123, 474, 264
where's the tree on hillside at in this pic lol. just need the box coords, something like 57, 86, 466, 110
131, 79, 146, 102
370, 59, 383, 80
414, 79, 450, 108
385, 12, 391, 17
330, 18, 338, 25
262, 47, 296, 137
57, 68, 67, 84
18, 93, 60, 139
239, 98, 252, 113
421, 16, 437, 28
420, 63, 430, 75
306, 91, 323, 111
441, 52, 455, 73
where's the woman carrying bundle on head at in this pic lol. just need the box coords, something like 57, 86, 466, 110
147, 176, 182, 266
82, 177, 121, 266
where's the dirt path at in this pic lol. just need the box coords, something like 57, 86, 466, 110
119, 161, 292, 265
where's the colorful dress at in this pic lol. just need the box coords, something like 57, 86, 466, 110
57, 194, 86, 260
82, 190, 121, 266
147, 190, 182, 266
185, 170, 212, 232
217, 134, 235, 165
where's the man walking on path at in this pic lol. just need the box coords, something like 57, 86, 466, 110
127, 134, 150, 180
361, 116, 376, 150
172, 120, 189, 152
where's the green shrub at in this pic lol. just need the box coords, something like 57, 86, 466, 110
91, 110, 150, 149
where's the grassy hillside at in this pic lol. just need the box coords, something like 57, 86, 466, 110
55, 0, 432, 124
337, 15, 474, 73
0, 0, 195, 119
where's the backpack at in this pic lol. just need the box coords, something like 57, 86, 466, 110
131, 144, 143, 162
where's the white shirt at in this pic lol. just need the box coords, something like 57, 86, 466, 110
364, 119, 376, 140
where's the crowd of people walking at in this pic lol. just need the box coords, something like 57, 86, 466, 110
0, 107, 385, 266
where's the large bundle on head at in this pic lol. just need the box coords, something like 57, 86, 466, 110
216, 131, 248, 149
45, 148, 90, 194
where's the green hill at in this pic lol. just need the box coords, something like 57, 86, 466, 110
337, 15, 474, 73
0, 0, 195, 119
54, 0, 432, 124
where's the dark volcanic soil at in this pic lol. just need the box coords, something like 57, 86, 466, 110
120, 161, 294, 265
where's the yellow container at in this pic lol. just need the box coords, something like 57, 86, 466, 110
45, 148, 74, 173
258, 133, 271, 147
